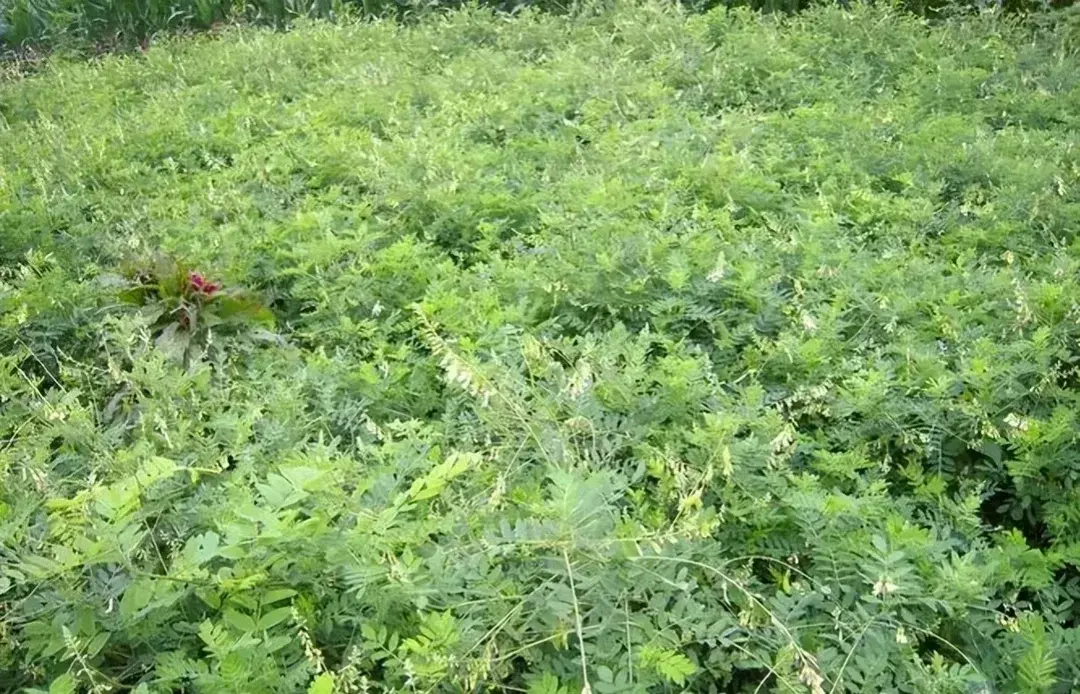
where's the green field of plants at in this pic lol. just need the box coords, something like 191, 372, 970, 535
0, 0, 1064, 52
3, 3, 1080, 692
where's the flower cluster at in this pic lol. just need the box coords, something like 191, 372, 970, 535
187, 272, 221, 297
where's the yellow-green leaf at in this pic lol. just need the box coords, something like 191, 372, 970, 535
308, 672, 335, 694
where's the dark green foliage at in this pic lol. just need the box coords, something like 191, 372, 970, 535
3, 3, 1080, 692
1, 0, 353, 50
1, 0, 1074, 53
0, 0, 553, 51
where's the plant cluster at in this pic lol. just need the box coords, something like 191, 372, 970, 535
117, 255, 275, 367
3, 3, 1080, 692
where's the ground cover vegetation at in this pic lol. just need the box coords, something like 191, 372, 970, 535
2, 2, 1080, 692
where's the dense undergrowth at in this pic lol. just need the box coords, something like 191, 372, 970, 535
3, 3, 1080, 692
0, 0, 1073, 53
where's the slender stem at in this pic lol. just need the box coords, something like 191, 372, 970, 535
563, 547, 591, 694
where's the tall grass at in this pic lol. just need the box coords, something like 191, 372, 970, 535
0, 0, 1071, 50
0, 0, 563, 49
2, 0, 342, 49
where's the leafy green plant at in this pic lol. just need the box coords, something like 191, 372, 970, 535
118, 255, 274, 366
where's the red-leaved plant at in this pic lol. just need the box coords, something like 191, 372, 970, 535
120, 255, 274, 366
